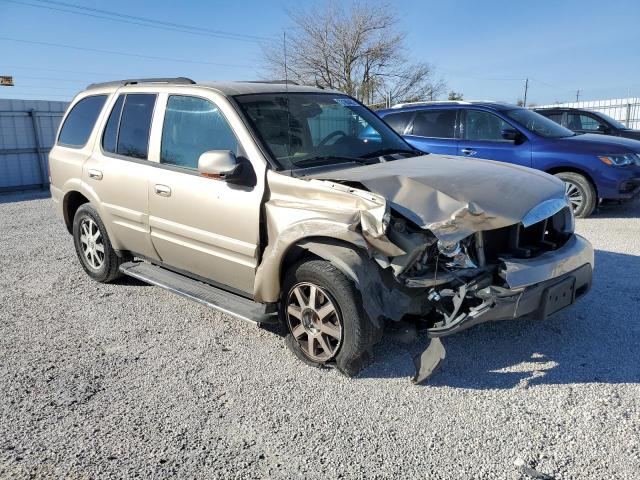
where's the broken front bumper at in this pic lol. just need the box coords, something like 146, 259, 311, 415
427, 234, 594, 338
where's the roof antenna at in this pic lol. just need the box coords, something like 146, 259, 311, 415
283, 31, 292, 158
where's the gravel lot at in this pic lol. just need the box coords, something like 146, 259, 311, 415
1, 191, 639, 479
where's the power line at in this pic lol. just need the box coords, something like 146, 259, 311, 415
2, 0, 269, 43
0, 36, 254, 68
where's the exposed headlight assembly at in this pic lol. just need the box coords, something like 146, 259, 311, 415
597, 153, 639, 167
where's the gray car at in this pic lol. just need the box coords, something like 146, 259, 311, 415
49, 78, 594, 382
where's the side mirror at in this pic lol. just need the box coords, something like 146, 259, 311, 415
198, 150, 238, 180
501, 128, 521, 141
596, 124, 610, 134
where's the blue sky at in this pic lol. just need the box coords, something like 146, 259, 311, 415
1, 0, 639, 104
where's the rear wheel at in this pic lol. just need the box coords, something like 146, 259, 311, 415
72, 204, 126, 283
554, 172, 596, 218
281, 260, 376, 377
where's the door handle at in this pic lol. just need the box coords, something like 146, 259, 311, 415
461, 148, 477, 156
154, 184, 171, 197
88, 169, 103, 180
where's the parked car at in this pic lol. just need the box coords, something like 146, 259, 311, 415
535, 107, 640, 140
378, 101, 640, 217
50, 80, 593, 382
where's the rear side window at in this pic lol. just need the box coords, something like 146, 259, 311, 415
539, 111, 563, 125
116, 94, 156, 159
58, 95, 107, 147
161, 95, 238, 169
411, 110, 457, 138
102, 94, 125, 154
382, 111, 415, 134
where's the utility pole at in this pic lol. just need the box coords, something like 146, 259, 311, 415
523, 78, 528, 107
576, 89, 581, 102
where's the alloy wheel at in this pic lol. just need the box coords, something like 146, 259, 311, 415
79, 218, 105, 270
286, 282, 343, 362
564, 180, 584, 212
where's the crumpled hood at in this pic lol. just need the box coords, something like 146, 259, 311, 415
310, 154, 568, 243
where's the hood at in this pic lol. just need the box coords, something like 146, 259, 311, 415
619, 130, 640, 141
559, 133, 640, 152
309, 155, 568, 243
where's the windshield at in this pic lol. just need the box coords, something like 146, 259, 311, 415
234, 93, 417, 170
593, 111, 628, 130
504, 108, 575, 138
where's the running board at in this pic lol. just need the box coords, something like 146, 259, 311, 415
119, 261, 278, 325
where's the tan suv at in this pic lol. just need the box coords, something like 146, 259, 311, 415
50, 78, 594, 382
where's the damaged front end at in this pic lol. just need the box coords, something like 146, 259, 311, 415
377, 202, 593, 383
261, 155, 594, 384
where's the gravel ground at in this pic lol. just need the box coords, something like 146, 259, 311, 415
0, 191, 639, 479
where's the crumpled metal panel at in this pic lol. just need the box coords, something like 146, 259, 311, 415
310, 154, 569, 243
254, 172, 404, 303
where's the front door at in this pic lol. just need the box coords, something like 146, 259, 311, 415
147, 94, 263, 296
457, 109, 532, 167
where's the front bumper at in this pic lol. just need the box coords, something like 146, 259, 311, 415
427, 234, 594, 337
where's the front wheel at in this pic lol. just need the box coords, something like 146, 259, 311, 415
281, 260, 376, 377
554, 172, 597, 218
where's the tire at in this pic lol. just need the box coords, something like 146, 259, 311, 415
554, 172, 597, 218
72, 203, 125, 283
281, 260, 376, 377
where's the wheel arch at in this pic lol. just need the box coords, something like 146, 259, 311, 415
279, 237, 366, 289
62, 190, 90, 234
545, 166, 599, 198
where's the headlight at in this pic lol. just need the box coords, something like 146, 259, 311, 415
598, 153, 639, 167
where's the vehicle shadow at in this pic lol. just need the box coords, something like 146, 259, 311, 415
592, 198, 640, 218
0, 189, 51, 204
359, 249, 640, 388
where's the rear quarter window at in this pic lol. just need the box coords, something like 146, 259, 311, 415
58, 95, 108, 147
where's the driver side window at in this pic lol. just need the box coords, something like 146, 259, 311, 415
463, 110, 512, 142
161, 95, 238, 169
566, 113, 602, 131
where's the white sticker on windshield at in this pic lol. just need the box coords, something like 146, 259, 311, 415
334, 98, 360, 107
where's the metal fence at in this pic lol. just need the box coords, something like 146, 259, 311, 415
534, 97, 640, 130
0, 99, 68, 192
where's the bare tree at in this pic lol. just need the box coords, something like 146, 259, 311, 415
448, 90, 464, 101
262, 1, 446, 106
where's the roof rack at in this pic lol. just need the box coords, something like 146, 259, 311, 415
391, 100, 471, 108
86, 77, 195, 90
242, 80, 299, 86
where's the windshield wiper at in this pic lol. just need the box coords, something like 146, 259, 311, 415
290, 156, 374, 168
359, 147, 423, 159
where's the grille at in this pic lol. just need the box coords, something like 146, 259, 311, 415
483, 207, 572, 261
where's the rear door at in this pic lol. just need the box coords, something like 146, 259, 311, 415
82, 91, 161, 260
457, 109, 532, 167
402, 108, 459, 155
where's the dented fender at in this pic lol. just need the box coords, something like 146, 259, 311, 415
253, 171, 405, 304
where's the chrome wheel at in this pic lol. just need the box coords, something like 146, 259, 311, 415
79, 218, 104, 270
286, 282, 343, 362
564, 180, 584, 212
